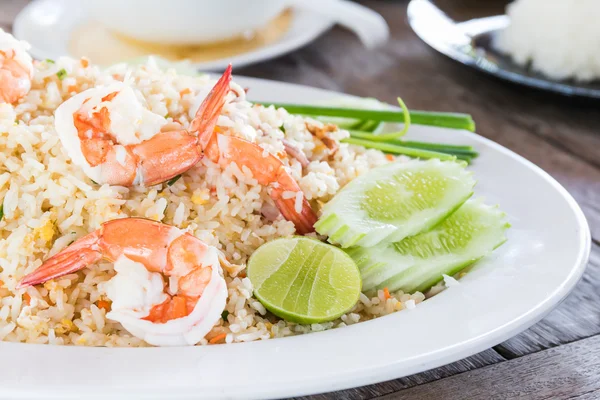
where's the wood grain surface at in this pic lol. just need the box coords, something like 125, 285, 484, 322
3, 1, 599, 399
378, 335, 600, 400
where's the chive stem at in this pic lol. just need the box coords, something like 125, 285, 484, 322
342, 138, 458, 161
166, 175, 182, 186
261, 103, 476, 132
348, 131, 479, 159
388, 141, 478, 158
399, 140, 475, 152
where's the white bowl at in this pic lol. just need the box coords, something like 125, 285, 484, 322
85, 0, 287, 45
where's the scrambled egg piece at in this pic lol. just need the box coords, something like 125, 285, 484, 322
33, 219, 56, 243
55, 318, 78, 335
191, 189, 209, 205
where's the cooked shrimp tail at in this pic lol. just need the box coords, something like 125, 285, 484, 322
194, 63, 232, 150
270, 172, 318, 235
17, 232, 102, 289
210, 135, 318, 234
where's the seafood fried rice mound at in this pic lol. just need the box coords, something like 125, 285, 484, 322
0, 56, 424, 346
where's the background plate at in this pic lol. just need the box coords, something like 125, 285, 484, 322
13, 0, 334, 71
407, 0, 600, 99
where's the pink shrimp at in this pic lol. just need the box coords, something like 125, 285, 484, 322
202, 133, 318, 234
0, 29, 33, 104
56, 63, 317, 233
18, 218, 227, 346
54, 65, 233, 187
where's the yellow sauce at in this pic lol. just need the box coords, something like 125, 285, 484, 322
69, 10, 293, 66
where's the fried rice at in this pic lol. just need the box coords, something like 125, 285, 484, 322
0, 56, 425, 347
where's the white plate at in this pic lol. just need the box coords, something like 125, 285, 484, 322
13, 0, 334, 71
0, 77, 590, 400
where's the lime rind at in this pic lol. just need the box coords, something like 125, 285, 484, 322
315, 159, 476, 248
248, 237, 362, 324
348, 199, 509, 294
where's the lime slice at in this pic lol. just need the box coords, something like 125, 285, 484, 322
247, 237, 361, 324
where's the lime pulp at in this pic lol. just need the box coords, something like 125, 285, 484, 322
247, 237, 362, 324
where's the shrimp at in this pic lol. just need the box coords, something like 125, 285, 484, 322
56, 63, 317, 232
54, 65, 233, 187
0, 29, 33, 104
18, 218, 227, 347
202, 133, 318, 234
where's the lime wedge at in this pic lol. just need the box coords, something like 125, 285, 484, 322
247, 237, 361, 324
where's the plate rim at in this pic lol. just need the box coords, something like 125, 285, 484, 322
12, 0, 335, 71
0, 76, 591, 400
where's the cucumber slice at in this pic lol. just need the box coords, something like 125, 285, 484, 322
347, 199, 509, 294
315, 159, 475, 248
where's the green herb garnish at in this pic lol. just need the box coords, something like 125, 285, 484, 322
56, 69, 67, 80
261, 103, 476, 132
166, 175, 182, 186
0, 204, 3, 221
261, 97, 479, 163
343, 137, 458, 162
345, 131, 478, 163
45, 59, 55, 64
221, 310, 229, 321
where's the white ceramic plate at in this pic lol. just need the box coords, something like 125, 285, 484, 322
0, 77, 590, 400
13, 0, 334, 71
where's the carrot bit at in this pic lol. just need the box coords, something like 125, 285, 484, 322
179, 88, 192, 97
80, 58, 89, 68
383, 287, 391, 300
96, 300, 111, 312
0, 280, 4, 288
67, 85, 78, 93
238, 270, 247, 279
23, 293, 31, 306
209, 332, 227, 345
385, 154, 395, 161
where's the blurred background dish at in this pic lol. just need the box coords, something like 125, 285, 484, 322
494, 0, 600, 83
13, 0, 329, 70
86, 0, 388, 49
408, 0, 600, 99
14, 0, 388, 71
85, 0, 287, 46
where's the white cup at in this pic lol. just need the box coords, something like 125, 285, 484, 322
86, 0, 390, 48
85, 0, 288, 45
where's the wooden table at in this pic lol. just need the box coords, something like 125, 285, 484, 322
2, 1, 600, 398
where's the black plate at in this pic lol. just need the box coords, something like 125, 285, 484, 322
407, 0, 600, 99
